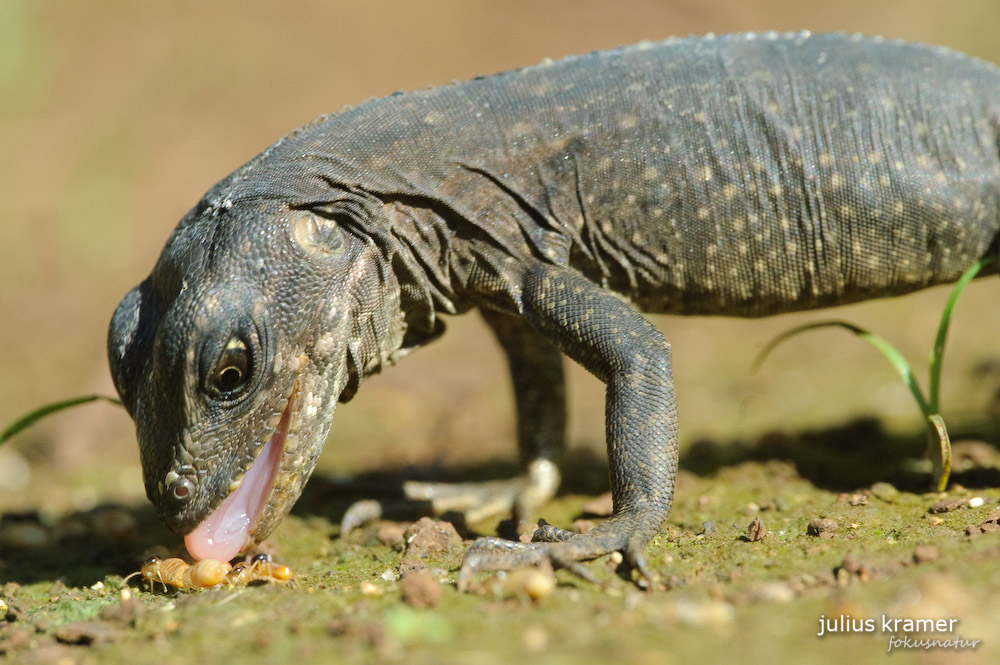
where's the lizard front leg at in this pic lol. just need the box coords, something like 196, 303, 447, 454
459, 263, 679, 589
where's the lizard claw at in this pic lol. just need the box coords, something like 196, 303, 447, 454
340, 499, 383, 536
457, 516, 661, 592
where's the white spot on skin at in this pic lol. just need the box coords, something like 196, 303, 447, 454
315, 332, 338, 356
302, 392, 319, 419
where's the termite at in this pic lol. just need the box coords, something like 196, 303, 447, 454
124, 556, 231, 591
227, 553, 294, 585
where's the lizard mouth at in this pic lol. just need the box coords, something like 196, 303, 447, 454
183, 391, 294, 561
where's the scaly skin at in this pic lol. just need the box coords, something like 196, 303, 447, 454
108, 32, 1000, 584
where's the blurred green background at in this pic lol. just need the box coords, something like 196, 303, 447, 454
3, 0, 1000, 518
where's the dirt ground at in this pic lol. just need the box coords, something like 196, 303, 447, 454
3, 1, 1000, 664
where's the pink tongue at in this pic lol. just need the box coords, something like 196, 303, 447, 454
184, 405, 289, 561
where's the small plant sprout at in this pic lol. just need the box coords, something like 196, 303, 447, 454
754, 255, 996, 492
1, 394, 123, 445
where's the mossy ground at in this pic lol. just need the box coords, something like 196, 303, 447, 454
4, 428, 1000, 665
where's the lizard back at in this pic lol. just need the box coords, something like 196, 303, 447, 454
212, 32, 1000, 317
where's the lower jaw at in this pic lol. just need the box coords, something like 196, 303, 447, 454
183, 396, 293, 561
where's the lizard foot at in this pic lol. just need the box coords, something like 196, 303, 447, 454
341, 459, 560, 535
457, 516, 656, 592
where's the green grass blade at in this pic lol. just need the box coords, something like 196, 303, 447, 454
928, 255, 996, 414
927, 413, 952, 492
754, 319, 931, 417
1, 394, 123, 444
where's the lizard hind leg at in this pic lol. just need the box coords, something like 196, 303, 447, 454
340, 308, 566, 536
338, 459, 560, 536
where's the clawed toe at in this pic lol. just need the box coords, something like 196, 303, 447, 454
457, 515, 662, 592
458, 528, 629, 591
531, 519, 576, 542
340, 499, 384, 535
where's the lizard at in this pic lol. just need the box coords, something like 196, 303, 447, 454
107, 31, 1000, 588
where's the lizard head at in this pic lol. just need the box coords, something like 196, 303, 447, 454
107, 188, 427, 561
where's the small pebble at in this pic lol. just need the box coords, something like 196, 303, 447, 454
502, 565, 555, 601
375, 523, 407, 549
928, 497, 968, 514
754, 582, 794, 603
359, 581, 382, 596
913, 545, 938, 564
54, 621, 118, 645
807, 518, 838, 537
674, 599, 734, 626
969, 497, 984, 509
399, 570, 441, 608
870, 482, 899, 502
747, 516, 766, 542
836, 553, 870, 584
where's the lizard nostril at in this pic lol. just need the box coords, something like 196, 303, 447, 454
168, 477, 195, 504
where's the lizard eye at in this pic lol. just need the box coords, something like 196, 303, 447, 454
210, 337, 252, 397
